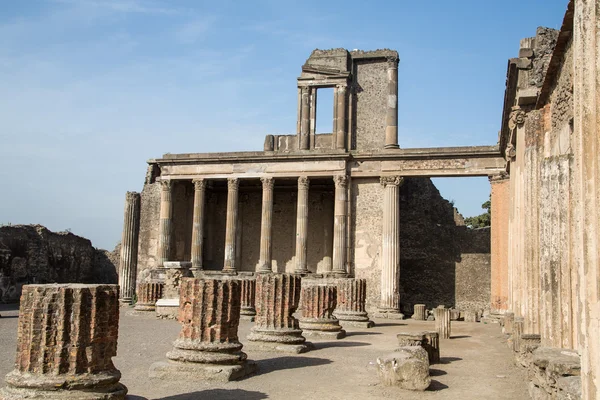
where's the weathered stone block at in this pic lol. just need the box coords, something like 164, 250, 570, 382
0, 284, 127, 400
396, 332, 426, 347
376, 346, 431, 391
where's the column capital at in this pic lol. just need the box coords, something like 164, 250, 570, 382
386, 55, 399, 68
298, 176, 310, 190
260, 176, 275, 189
508, 105, 526, 131
489, 172, 509, 183
192, 178, 206, 191
380, 176, 404, 187
160, 179, 172, 191
227, 177, 239, 191
333, 175, 348, 189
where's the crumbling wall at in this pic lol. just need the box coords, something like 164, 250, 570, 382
352, 59, 388, 151
0, 225, 118, 302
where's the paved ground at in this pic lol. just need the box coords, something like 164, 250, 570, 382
0, 304, 529, 400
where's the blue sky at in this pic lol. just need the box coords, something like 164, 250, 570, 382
0, 0, 569, 250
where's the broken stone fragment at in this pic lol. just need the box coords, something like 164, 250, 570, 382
376, 346, 431, 391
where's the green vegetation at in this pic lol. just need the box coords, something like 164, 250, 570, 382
465, 197, 491, 228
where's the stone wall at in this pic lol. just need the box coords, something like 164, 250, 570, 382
0, 224, 118, 302
352, 59, 388, 151
137, 181, 161, 283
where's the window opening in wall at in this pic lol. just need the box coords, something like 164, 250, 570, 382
315, 87, 334, 134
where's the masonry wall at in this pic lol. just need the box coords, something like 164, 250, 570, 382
0, 225, 118, 302
137, 181, 160, 283
352, 60, 387, 151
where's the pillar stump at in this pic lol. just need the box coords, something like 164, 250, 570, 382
334, 278, 374, 328
434, 308, 451, 339
412, 304, 426, 320
247, 274, 311, 353
424, 331, 440, 364
240, 278, 256, 321
299, 284, 346, 339
156, 261, 191, 319
149, 278, 256, 382
0, 284, 127, 400
134, 282, 164, 311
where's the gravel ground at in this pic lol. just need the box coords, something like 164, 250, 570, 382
0, 304, 529, 400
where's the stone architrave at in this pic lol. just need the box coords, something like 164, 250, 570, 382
331, 175, 348, 276
294, 176, 310, 275
247, 273, 311, 353
239, 278, 256, 321
299, 283, 346, 339
135, 282, 164, 311
334, 278, 374, 328
155, 261, 191, 319
412, 304, 426, 320
256, 177, 274, 273
149, 278, 256, 382
223, 178, 240, 273
376, 176, 404, 319
118, 191, 140, 304
157, 179, 173, 268
0, 284, 127, 399
434, 308, 451, 339
190, 179, 206, 273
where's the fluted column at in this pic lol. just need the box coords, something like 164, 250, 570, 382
191, 179, 206, 272
413, 304, 426, 321
1, 284, 127, 399
150, 278, 256, 381
135, 282, 164, 311
223, 178, 239, 273
334, 278, 374, 328
294, 176, 310, 274
257, 177, 274, 273
157, 179, 173, 268
377, 176, 404, 318
335, 85, 347, 150
300, 282, 345, 339
331, 175, 348, 276
299, 87, 310, 150
434, 307, 451, 339
118, 191, 140, 304
384, 56, 399, 149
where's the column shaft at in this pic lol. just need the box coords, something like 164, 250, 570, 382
118, 191, 140, 303
379, 176, 403, 314
489, 174, 510, 313
191, 179, 206, 271
223, 178, 239, 273
336, 86, 347, 150
299, 87, 310, 150
157, 179, 173, 268
384, 57, 399, 149
257, 177, 274, 273
332, 175, 348, 275
294, 176, 309, 274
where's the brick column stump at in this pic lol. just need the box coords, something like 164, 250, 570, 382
240, 277, 256, 321
299, 283, 346, 339
149, 278, 256, 382
334, 278, 374, 328
0, 284, 127, 400
134, 282, 163, 311
247, 274, 311, 354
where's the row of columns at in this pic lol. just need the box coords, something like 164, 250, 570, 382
156, 175, 352, 277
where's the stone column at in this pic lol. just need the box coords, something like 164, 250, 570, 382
299, 282, 346, 339
256, 177, 274, 273
240, 278, 256, 321
384, 56, 399, 149
334, 278, 374, 328
1, 284, 127, 399
335, 85, 347, 150
206, 192, 217, 268
574, 2, 600, 397
331, 175, 348, 276
434, 308, 451, 339
294, 176, 310, 275
150, 277, 256, 382
489, 173, 510, 313
223, 178, 239, 273
299, 87, 310, 150
135, 281, 164, 311
118, 191, 140, 304
413, 304, 426, 321
247, 273, 310, 353
377, 176, 404, 319
190, 179, 206, 273
157, 179, 173, 268
424, 331, 440, 364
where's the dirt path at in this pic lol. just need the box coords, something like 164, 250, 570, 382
0, 304, 528, 399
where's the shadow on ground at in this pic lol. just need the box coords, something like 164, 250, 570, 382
312, 341, 371, 350
440, 357, 462, 364
427, 380, 449, 391
128, 388, 269, 400
344, 331, 383, 337
372, 323, 406, 327
256, 356, 332, 375
451, 335, 471, 339
429, 368, 447, 376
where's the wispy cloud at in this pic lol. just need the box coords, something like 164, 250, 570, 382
51, 0, 182, 15
174, 16, 217, 44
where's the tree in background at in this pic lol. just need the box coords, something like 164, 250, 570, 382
465, 197, 491, 228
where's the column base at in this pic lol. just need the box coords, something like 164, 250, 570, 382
299, 319, 346, 340
0, 385, 127, 400
334, 311, 374, 328
384, 144, 400, 149
149, 360, 256, 382
133, 303, 156, 312
374, 308, 405, 320
244, 340, 314, 354
118, 298, 132, 306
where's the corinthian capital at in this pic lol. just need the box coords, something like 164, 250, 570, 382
298, 176, 310, 190
160, 179, 172, 191
227, 178, 239, 191
260, 176, 274, 190
333, 175, 348, 189
192, 178, 206, 191
380, 176, 404, 187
